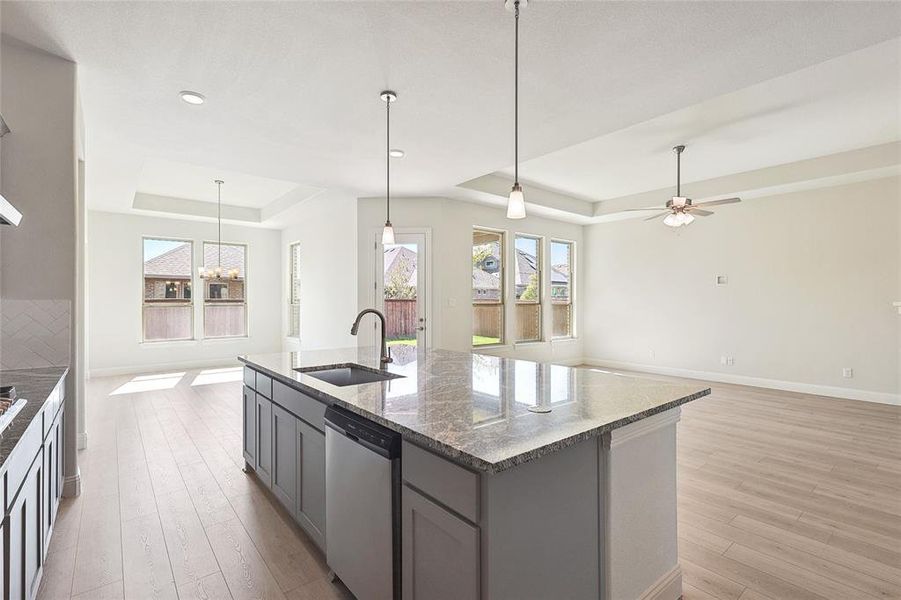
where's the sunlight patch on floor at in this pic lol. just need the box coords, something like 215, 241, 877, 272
191, 366, 243, 386
110, 372, 186, 395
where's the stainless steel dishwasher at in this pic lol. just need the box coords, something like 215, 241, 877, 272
324, 405, 401, 600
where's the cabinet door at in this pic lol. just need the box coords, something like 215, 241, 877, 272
271, 404, 297, 512
255, 394, 272, 487
242, 386, 256, 466
402, 485, 479, 600
43, 425, 54, 554
1, 517, 6, 600
9, 453, 43, 600
295, 420, 326, 550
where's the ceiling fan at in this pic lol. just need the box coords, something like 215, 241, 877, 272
617, 145, 741, 227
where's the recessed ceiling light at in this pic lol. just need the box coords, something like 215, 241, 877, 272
179, 91, 205, 105
389, 149, 405, 158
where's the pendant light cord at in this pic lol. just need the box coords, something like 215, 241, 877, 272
514, 0, 519, 186
386, 94, 391, 223
217, 180, 222, 269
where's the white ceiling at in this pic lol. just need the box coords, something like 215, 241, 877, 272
2, 1, 900, 226
501, 38, 901, 203
137, 158, 313, 208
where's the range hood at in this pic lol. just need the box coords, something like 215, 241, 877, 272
0, 113, 21, 226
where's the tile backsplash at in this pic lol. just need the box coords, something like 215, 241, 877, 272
0, 299, 71, 370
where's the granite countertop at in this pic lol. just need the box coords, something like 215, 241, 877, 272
240, 347, 709, 473
0, 366, 68, 469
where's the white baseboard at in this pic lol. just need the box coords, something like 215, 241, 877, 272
88, 357, 242, 379
583, 358, 900, 406
62, 469, 82, 498
639, 565, 682, 600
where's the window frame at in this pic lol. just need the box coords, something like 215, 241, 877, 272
202, 240, 249, 339
513, 233, 543, 343
549, 238, 576, 340
472, 226, 506, 348
141, 236, 195, 343
288, 241, 301, 339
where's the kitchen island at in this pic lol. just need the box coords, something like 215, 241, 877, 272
239, 347, 709, 600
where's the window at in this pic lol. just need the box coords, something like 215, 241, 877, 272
514, 234, 541, 342
288, 242, 301, 338
472, 228, 504, 346
142, 238, 193, 341
203, 242, 247, 338
550, 240, 574, 338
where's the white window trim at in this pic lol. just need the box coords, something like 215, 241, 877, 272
472, 226, 507, 349
549, 237, 577, 340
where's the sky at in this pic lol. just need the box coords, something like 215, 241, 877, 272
514, 238, 571, 266
143, 238, 189, 260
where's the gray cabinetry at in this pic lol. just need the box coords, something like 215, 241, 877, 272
9, 450, 44, 600
295, 419, 326, 550
242, 385, 256, 467
0, 517, 5, 600
271, 403, 298, 511
402, 485, 479, 600
255, 393, 273, 487
43, 408, 63, 554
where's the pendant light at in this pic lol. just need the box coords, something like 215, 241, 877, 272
506, 0, 526, 219
198, 179, 239, 280
381, 90, 397, 245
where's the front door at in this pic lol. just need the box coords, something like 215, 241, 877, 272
376, 231, 429, 350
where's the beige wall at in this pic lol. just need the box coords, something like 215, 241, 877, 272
582, 176, 900, 403
1, 38, 81, 488
88, 211, 282, 375
357, 197, 584, 365
281, 189, 359, 352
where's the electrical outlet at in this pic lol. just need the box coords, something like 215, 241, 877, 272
843, 368, 853, 379
649, 349, 656, 359
727, 357, 735, 366
720, 356, 728, 366
716, 275, 729, 286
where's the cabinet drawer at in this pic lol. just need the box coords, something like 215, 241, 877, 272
243, 367, 256, 389
273, 380, 328, 432
256, 372, 273, 399
42, 380, 63, 439
402, 441, 479, 523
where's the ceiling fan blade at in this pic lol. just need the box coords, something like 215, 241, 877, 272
644, 211, 669, 221
619, 207, 666, 212
694, 197, 741, 207
687, 208, 713, 216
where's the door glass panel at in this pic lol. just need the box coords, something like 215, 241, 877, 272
383, 241, 420, 351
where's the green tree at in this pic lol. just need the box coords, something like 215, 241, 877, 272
519, 274, 539, 301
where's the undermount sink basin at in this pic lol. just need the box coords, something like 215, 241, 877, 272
295, 363, 404, 387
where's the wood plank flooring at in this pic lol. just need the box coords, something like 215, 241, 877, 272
37, 366, 900, 600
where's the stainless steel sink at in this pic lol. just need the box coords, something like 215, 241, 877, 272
295, 363, 403, 387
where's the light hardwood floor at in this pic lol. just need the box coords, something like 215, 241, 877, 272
36, 367, 900, 600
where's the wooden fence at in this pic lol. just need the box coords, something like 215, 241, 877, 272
385, 299, 418, 339
142, 302, 247, 340
143, 303, 192, 341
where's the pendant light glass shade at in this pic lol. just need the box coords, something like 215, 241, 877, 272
382, 221, 395, 245
507, 183, 526, 219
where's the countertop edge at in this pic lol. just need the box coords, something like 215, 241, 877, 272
239, 356, 711, 474
0, 366, 69, 472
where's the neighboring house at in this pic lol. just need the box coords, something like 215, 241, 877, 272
383, 246, 417, 294
143, 243, 245, 302
472, 249, 569, 301
143, 243, 192, 301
